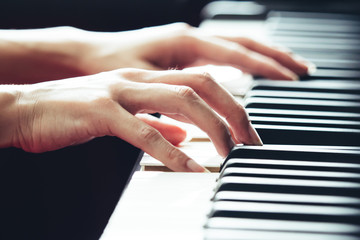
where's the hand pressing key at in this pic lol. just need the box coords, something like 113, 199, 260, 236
0, 69, 262, 172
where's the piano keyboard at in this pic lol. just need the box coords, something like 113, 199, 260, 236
204, 11, 360, 240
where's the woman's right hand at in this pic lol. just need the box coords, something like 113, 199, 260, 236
0, 68, 262, 172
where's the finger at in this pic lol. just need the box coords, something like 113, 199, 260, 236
224, 37, 312, 75
117, 81, 235, 157
92, 103, 206, 172
136, 114, 187, 146
140, 70, 262, 146
188, 34, 298, 80
162, 113, 193, 124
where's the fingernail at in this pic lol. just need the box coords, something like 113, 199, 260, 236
186, 159, 206, 172
248, 123, 263, 146
306, 62, 317, 75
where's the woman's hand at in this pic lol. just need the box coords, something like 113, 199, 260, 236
80, 23, 311, 80
0, 68, 262, 172
0, 23, 312, 84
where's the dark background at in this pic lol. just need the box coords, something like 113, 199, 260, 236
0, 0, 211, 31
0, 137, 144, 240
0, 0, 359, 32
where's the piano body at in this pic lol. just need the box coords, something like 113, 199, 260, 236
101, 1, 360, 240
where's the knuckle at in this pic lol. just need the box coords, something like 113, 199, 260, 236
138, 126, 161, 143
196, 72, 217, 89
93, 97, 117, 110
165, 146, 187, 170
242, 37, 256, 48
175, 86, 197, 100
270, 45, 293, 61
261, 57, 280, 72
198, 71, 213, 82
274, 45, 293, 54
173, 22, 193, 31
171, 23, 195, 43
213, 116, 225, 127
277, 51, 293, 62
229, 42, 246, 53
166, 146, 181, 161
117, 68, 147, 81
228, 44, 249, 62
213, 117, 228, 132
55, 26, 77, 32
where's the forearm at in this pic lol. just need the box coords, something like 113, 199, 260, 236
0, 27, 91, 84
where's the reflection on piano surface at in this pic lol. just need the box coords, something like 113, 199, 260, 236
204, 11, 360, 240
102, 7, 360, 240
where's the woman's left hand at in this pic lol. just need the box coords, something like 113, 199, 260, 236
79, 23, 311, 80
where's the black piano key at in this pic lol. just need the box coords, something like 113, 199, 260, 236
225, 145, 360, 165
311, 59, 360, 69
254, 124, 360, 146
270, 23, 360, 34
281, 42, 360, 52
222, 158, 360, 174
245, 97, 360, 112
251, 80, 360, 94
206, 217, 360, 236
270, 30, 360, 41
247, 108, 360, 121
247, 90, 360, 101
269, 11, 360, 21
214, 176, 360, 197
249, 116, 360, 129
219, 167, 360, 183
289, 50, 360, 61
207, 201, 360, 224
304, 59, 360, 70
269, 14, 360, 28
213, 191, 360, 207
270, 17, 360, 28
271, 36, 360, 48
204, 228, 360, 240
303, 69, 360, 80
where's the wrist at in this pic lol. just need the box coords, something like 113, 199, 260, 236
0, 85, 22, 149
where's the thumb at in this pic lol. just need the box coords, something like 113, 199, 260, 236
136, 114, 187, 146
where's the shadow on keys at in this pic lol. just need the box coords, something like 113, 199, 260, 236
0, 136, 143, 240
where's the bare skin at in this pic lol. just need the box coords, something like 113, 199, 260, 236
0, 23, 312, 171
0, 23, 310, 84
77, 23, 310, 80
0, 69, 261, 172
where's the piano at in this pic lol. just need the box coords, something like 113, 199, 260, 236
101, 1, 360, 240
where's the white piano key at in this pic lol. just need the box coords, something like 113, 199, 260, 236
204, 228, 360, 240
213, 191, 360, 205
206, 217, 360, 234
